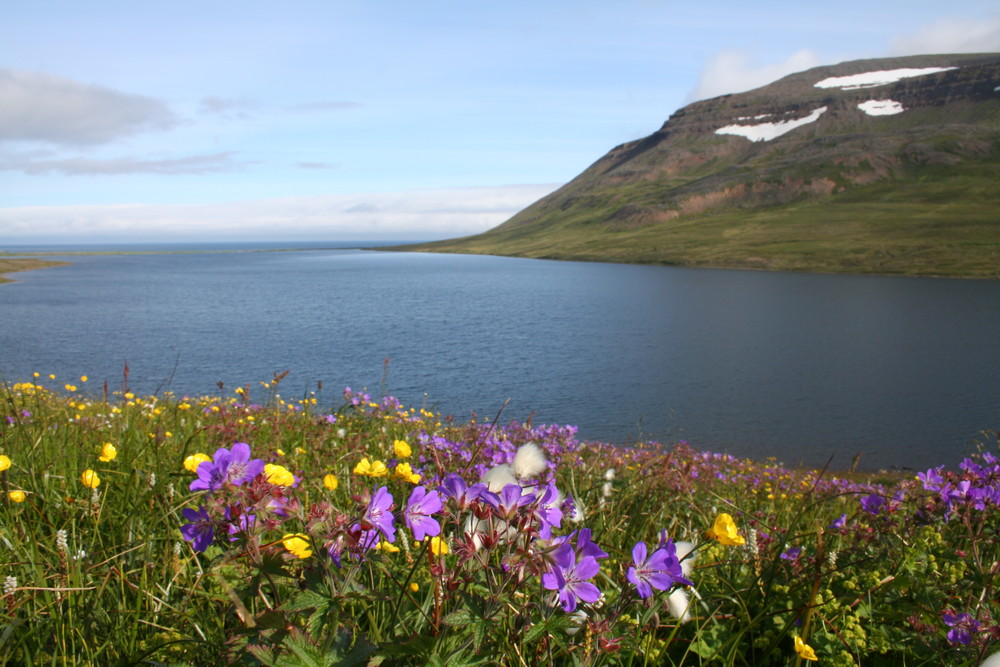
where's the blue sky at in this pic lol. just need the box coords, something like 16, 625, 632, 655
2, 0, 998, 244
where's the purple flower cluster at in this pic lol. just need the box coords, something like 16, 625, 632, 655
942, 611, 983, 645
189, 442, 265, 493
918, 453, 1000, 520
626, 532, 692, 599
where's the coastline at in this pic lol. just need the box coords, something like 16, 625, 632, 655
0, 258, 72, 284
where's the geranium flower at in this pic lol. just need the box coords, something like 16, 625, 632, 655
533, 483, 564, 539
180, 506, 214, 552
405, 486, 442, 542
80, 469, 101, 489
707, 513, 744, 546
362, 486, 396, 543
542, 543, 602, 613
439, 473, 490, 511
626, 537, 693, 599
189, 443, 264, 492
860, 494, 885, 515
793, 635, 818, 661
943, 612, 982, 645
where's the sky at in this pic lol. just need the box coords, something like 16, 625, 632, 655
1, 1, 999, 245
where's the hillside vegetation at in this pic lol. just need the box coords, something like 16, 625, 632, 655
393, 53, 1000, 278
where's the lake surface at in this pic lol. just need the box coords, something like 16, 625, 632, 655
2, 243, 998, 471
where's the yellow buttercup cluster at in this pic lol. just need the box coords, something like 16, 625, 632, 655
393, 462, 421, 484
353, 457, 389, 477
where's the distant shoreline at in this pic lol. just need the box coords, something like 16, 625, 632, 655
0, 258, 72, 284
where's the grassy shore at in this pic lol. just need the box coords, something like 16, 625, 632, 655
1, 376, 997, 665
0, 258, 71, 284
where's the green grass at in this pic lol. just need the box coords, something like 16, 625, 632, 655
1, 376, 998, 665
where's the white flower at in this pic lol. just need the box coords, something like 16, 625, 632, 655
2, 576, 16, 596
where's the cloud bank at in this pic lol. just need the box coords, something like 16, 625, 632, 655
889, 16, 1000, 55
0, 69, 179, 145
0, 184, 559, 244
687, 49, 823, 101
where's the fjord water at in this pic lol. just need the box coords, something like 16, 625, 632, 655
2, 245, 998, 471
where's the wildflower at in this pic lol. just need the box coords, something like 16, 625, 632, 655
393, 461, 421, 484
323, 473, 338, 490
0, 455, 10, 472
405, 486, 442, 542
282, 533, 312, 559
439, 473, 489, 510
429, 536, 449, 556
264, 463, 296, 487
943, 612, 982, 646
860, 493, 885, 515
180, 506, 215, 552
707, 513, 744, 546
489, 483, 536, 521
353, 457, 389, 477
542, 541, 602, 613
780, 546, 802, 561
409, 582, 419, 592
189, 443, 265, 492
533, 482, 564, 539
80, 469, 101, 489
184, 452, 211, 473
56, 529, 68, 554
830, 513, 847, 529
96, 442, 117, 462
393, 439, 412, 458
793, 635, 818, 661
626, 537, 693, 599
362, 486, 396, 543
8, 490, 26, 503
2, 576, 16, 597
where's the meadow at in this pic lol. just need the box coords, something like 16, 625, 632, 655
1, 373, 997, 665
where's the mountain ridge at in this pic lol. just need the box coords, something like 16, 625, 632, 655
390, 53, 1000, 278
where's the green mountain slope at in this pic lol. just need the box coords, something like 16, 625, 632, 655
393, 53, 1000, 277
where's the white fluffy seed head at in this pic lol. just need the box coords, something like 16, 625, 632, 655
667, 588, 693, 623
480, 464, 518, 492
674, 540, 696, 578
512, 443, 548, 480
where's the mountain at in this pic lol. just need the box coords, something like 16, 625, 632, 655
394, 53, 1000, 277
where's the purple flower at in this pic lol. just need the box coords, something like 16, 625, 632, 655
189, 442, 265, 492
917, 467, 945, 492
488, 484, 536, 521
830, 513, 847, 529
943, 612, 982, 645
405, 486, 442, 542
363, 486, 395, 543
180, 506, 214, 552
626, 538, 692, 599
860, 493, 885, 515
542, 543, 602, 612
533, 483, 564, 539
780, 546, 802, 561
439, 473, 491, 511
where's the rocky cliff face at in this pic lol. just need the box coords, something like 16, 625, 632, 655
494, 53, 1000, 233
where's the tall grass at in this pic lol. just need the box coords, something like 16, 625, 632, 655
1, 375, 997, 665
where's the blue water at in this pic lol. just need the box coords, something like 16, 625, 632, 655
2, 244, 998, 471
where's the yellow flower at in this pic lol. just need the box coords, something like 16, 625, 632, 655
376, 540, 400, 553
429, 536, 449, 556
97, 442, 117, 462
323, 473, 338, 490
80, 375, 88, 382
353, 457, 388, 477
183, 453, 211, 473
8, 490, 26, 503
707, 513, 745, 546
264, 463, 296, 487
0, 455, 11, 472
80, 469, 101, 489
393, 461, 421, 484
276, 448, 286, 456
409, 582, 419, 592
393, 439, 412, 458
65, 384, 77, 392
282, 533, 312, 559
794, 636, 818, 661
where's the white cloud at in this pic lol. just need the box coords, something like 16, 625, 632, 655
0, 69, 179, 145
889, 16, 1000, 55
0, 184, 560, 243
0, 151, 244, 175
687, 49, 823, 101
